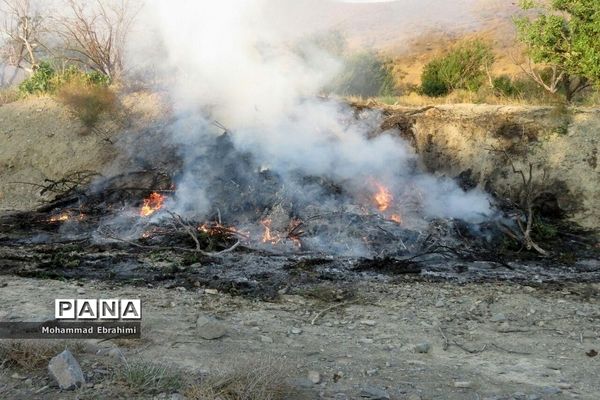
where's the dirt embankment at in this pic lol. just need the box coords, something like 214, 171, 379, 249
378, 104, 600, 231
0, 93, 166, 213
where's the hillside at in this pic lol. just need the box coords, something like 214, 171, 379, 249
267, 0, 522, 85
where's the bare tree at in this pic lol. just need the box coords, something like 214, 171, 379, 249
511, 52, 590, 102
57, 0, 139, 80
0, 0, 47, 83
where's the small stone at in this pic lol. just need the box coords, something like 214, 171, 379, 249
10, 372, 26, 380
308, 370, 321, 384
82, 342, 100, 355
333, 371, 344, 382
542, 387, 562, 395
47, 350, 85, 390
291, 378, 314, 388
557, 383, 572, 389
360, 320, 377, 326
277, 287, 289, 295
107, 348, 125, 362
204, 289, 218, 295
414, 342, 431, 354
490, 313, 507, 322
454, 381, 472, 389
76, 289, 86, 295
260, 335, 273, 343
359, 338, 374, 344
290, 327, 303, 335
512, 392, 527, 400
196, 315, 227, 340
360, 386, 390, 399
366, 368, 378, 376
435, 300, 445, 307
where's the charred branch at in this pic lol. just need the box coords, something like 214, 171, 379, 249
489, 146, 548, 256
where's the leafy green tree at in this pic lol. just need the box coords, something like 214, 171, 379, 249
420, 40, 495, 97
515, 0, 600, 102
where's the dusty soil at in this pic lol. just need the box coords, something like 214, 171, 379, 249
0, 275, 599, 399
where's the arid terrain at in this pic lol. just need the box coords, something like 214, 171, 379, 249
0, 94, 598, 399
1, 0, 599, 399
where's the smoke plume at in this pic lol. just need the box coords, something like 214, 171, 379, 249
128, 0, 493, 253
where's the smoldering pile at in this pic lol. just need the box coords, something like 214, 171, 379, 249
0, 110, 503, 263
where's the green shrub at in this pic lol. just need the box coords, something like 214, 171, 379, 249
421, 40, 495, 97
18, 62, 56, 94
421, 59, 451, 97
493, 75, 521, 97
332, 51, 396, 97
18, 62, 110, 95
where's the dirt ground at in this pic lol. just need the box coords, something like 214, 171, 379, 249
0, 275, 598, 399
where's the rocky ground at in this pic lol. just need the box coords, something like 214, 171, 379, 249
0, 274, 598, 399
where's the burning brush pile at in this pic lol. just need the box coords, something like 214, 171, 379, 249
1, 125, 502, 264
3, 104, 598, 292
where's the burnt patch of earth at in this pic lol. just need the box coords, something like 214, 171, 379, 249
1, 230, 599, 302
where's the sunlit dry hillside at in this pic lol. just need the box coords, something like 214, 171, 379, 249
265, 0, 521, 84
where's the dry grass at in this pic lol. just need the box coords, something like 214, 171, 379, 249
0, 340, 82, 371
184, 357, 302, 400
116, 359, 184, 395
57, 80, 119, 129
0, 88, 20, 105
348, 86, 563, 108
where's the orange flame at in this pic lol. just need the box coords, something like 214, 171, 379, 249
373, 183, 393, 212
261, 218, 280, 244
140, 192, 165, 217
390, 214, 403, 224
49, 213, 70, 222
48, 212, 86, 223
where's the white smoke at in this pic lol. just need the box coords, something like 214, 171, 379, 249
135, 0, 491, 225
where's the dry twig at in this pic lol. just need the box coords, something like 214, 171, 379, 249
310, 300, 358, 325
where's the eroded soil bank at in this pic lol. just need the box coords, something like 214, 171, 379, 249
375, 103, 599, 230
